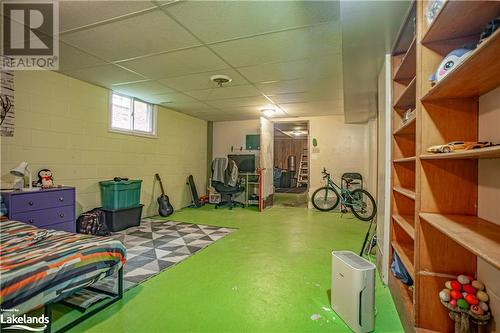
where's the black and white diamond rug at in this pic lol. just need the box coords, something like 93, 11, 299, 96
111, 218, 234, 289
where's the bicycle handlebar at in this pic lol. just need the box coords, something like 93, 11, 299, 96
322, 167, 330, 179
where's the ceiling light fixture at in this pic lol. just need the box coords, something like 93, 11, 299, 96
292, 130, 307, 136
210, 74, 232, 88
261, 108, 276, 117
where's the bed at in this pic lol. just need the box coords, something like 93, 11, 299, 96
0, 219, 126, 332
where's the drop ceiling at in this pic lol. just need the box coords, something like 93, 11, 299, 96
53, 0, 409, 123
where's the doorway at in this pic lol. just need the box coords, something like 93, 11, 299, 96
273, 121, 309, 207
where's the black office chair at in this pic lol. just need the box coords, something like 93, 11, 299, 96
211, 160, 245, 209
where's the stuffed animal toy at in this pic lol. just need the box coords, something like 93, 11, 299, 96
429, 47, 474, 84
37, 169, 53, 188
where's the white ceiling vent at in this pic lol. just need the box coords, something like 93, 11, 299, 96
210, 74, 232, 88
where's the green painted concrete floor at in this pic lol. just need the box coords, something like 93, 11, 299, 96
273, 192, 308, 208
64, 205, 403, 333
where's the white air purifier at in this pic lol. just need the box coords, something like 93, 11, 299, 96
331, 251, 376, 333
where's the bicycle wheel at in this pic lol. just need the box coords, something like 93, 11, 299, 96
312, 187, 340, 211
350, 189, 377, 221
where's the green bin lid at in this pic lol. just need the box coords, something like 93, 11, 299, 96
99, 179, 142, 186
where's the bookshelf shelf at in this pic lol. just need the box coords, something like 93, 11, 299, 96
422, 29, 500, 101
393, 187, 416, 200
394, 77, 416, 111
393, 116, 416, 136
388, 273, 415, 330
393, 156, 416, 163
394, 38, 416, 85
393, 214, 415, 239
392, 241, 415, 279
419, 213, 500, 270
422, 1, 500, 55
420, 145, 500, 160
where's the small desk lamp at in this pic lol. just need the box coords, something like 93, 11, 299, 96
10, 161, 32, 190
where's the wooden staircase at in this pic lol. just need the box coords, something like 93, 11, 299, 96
296, 148, 308, 187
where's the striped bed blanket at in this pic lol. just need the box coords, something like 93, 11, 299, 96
0, 220, 126, 315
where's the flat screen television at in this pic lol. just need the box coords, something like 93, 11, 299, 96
228, 154, 256, 173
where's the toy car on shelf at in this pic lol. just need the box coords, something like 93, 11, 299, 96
427, 141, 495, 153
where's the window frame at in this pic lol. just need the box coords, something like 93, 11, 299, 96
108, 91, 157, 138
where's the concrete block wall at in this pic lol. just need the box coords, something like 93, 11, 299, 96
0, 70, 207, 217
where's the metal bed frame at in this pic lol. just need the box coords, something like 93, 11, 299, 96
43, 267, 123, 333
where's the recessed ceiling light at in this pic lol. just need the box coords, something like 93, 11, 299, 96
261, 108, 276, 117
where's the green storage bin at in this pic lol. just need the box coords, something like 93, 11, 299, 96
99, 179, 142, 210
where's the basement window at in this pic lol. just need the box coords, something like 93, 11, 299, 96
109, 92, 157, 137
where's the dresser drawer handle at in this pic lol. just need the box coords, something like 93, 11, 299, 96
59, 197, 64, 202
28, 219, 34, 224
59, 213, 65, 218
28, 201, 34, 206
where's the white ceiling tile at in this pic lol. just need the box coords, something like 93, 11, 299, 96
214, 105, 288, 119
169, 102, 214, 112
111, 80, 174, 100
60, 1, 156, 32
158, 69, 248, 91
147, 92, 199, 104
237, 55, 342, 83
197, 110, 229, 121
210, 22, 341, 67
166, 1, 340, 43
184, 85, 262, 101
119, 47, 229, 79
227, 114, 262, 121
61, 10, 200, 62
206, 96, 270, 109
161, 102, 224, 121
62, 64, 146, 87
268, 92, 319, 104
256, 77, 342, 97
215, 105, 262, 113
206, 114, 236, 122
280, 100, 344, 116
58, 42, 107, 72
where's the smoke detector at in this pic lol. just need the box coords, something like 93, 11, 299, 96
210, 74, 232, 87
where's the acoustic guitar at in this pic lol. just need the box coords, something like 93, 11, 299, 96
155, 173, 174, 217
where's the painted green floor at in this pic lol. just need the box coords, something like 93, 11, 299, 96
65, 205, 402, 333
273, 192, 308, 208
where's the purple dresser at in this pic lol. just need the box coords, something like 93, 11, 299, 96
1, 187, 76, 232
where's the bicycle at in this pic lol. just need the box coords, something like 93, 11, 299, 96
311, 168, 377, 221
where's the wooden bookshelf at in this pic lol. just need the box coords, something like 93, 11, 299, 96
389, 4, 418, 331
393, 156, 416, 163
393, 187, 416, 200
389, 271, 415, 332
421, 1, 500, 55
393, 214, 415, 239
393, 115, 416, 136
419, 213, 500, 269
422, 29, 500, 101
394, 77, 416, 112
388, 1, 500, 332
394, 38, 416, 85
420, 145, 500, 160
392, 241, 415, 279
